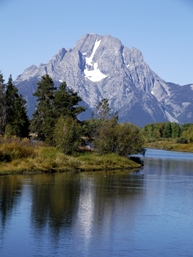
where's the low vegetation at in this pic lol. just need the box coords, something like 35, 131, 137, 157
0, 73, 145, 174
145, 138, 193, 152
0, 138, 141, 175
144, 122, 193, 152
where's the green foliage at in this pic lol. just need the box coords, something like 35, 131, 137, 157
0, 72, 6, 134
171, 122, 181, 138
30, 76, 85, 146
96, 98, 111, 120
83, 99, 144, 157
82, 118, 101, 140
181, 124, 193, 143
115, 123, 145, 157
180, 123, 193, 133
162, 122, 172, 138
30, 74, 56, 144
4, 75, 29, 138
144, 122, 181, 140
89, 117, 144, 157
53, 82, 85, 119
53, 116, 83, 155
0, 140, 35, 162
96, 98, 118, 120
94, 118, 117, 154
77, 152, 141, 170
175, 137, 188, 144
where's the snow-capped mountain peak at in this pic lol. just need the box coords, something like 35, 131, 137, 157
15, 34, 193, 126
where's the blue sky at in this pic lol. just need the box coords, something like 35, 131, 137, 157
0, 0, 192, 85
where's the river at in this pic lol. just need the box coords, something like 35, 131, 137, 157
0, 149, 193, 257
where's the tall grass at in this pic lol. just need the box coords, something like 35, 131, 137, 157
77, 153, 141, 170
0, 137, 142, 174
145, 138, 193, 152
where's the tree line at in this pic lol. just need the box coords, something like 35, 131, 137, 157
0, 73, 145, 156
144, 122, 193, 143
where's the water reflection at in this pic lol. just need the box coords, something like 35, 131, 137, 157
0, 176, 22, 231
0, 170, 144, 256
1, 149, 193, 256
29, 172, 144, 239
30, 173, 81, 239
143, 148, 193, 176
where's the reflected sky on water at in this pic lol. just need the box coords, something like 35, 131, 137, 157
0, 149, 193, 256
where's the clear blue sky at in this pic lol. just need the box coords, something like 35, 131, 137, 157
0, 0, 192, 85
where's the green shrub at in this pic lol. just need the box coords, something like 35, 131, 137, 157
175, 137, 188, 144
0, 142, 35, 162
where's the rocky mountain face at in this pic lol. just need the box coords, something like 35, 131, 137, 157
15, 34, 193, 126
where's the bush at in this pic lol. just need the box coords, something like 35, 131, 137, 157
54, 116, 83, 155
175, 137, 188, 144
0, 142, 35, 161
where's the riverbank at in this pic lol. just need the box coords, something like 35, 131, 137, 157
145, 139, 193, 152
0, 139, 141, 175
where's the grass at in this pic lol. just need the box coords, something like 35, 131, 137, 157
145, 138, 193, 152
77, 152, 141, 171
0, 138, 141, 175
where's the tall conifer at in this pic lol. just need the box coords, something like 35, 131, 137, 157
30, 74, 56, 144
5, 75, 29, 137
0, 72, 6, 134
53, 81, 85, 119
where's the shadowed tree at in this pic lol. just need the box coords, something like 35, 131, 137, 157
53, 82, 85, 120
30, 74, 56, 144
0, 72, 6, 134
4, 75, 29, 138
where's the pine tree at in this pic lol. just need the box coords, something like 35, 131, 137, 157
96, 98, 111, 120
53, 81, 85, 119
5, 75, 29, 138
162, 122, 172, 138
96, 98, 118, 121
30, 74, 56, 144
0, 72, 6, 134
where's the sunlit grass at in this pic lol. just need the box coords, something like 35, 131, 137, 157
145, 139, 193, 152
77, 153, 141, 170
0, 137, 141, 174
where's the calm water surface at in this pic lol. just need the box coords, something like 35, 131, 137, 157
0, 149, 193, 257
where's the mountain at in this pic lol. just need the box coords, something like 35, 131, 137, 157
15, 33, 193, 126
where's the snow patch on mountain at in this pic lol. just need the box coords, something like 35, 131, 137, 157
165, 111, 178, 123
84, 63, 108, 82
85, 40, 101, 66
84, 40, 108, 82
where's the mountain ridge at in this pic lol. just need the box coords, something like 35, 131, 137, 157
15, 33, 193, 126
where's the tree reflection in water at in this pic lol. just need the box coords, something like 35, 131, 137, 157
0, 176, 23, 234
0, 170, 144, 255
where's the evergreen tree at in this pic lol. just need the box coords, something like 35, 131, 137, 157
162, 122, 172, 138
30, 74, 56, 144
5, 75, 29, 138
171, 122, 181, 138
53, 81, 85, 119
96, 98, 110, 120
0, 72, 6, 134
